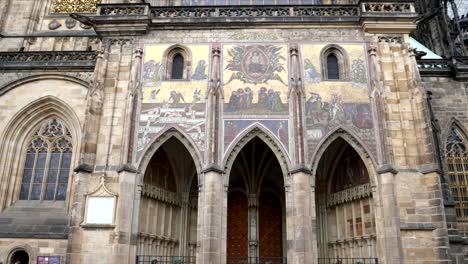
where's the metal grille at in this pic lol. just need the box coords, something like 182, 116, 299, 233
318, 258, 378, 264
448, 155, 468, 221
226, 257, 287, 264
446, 127, 468, 222
136, 256, 195, 264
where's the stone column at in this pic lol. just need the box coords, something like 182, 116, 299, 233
248, 194, 259, 260
288, 169, 315, 264
375, 166, 403, 264
197, 169, 225, 264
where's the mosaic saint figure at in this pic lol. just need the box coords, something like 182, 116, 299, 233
258, 87, 269, 109
244, 87, 253, 108
248, 51, 264, 73
304, 58, 321, 83
227, 90, 240, 112
192, 60, 208, 80
168, 91, 185, 104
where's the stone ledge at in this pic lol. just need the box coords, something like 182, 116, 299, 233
0, 51, 97, 71
400, 222, 436, 230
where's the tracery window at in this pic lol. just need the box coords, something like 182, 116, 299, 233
171, 54, 185, 80
19, 119, 73, 201
52, 0, 101, 14
446, 126, 468, 222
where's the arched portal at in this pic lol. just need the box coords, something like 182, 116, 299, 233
316, 138, 377, 263
9, 250, 29, 264
137, 137, 198, 263
227, 137, 286, 264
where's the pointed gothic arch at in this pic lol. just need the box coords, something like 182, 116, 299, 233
444, 119, 468, 233
0, 96, 82, 210
0, 73, 90, 97
137, 126, 204, 179
225, 135, 288, 262
222, 124, 291, 183
312, 128, 379, 261
309, 127, 378, 187
135, 126, 200, 261
442, 118, 468, 154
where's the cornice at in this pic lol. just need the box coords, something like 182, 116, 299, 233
70, 2, 418, 36
0, 51, 97, 71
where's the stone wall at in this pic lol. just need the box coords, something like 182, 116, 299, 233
0, 238, 68, 264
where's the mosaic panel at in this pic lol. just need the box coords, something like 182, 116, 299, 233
301, 44, 375, 156
224, 119, 288, 151
223, 44, 289, 115
222, 44, 289, 153
137, 44, 210, 156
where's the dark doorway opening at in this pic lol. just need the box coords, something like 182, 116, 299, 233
227, 137, 286, 263
10, 250, 29, 264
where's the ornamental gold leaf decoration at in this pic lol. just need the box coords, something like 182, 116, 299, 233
52, 0, 101, 13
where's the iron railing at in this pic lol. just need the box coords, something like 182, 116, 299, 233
318, 258, 378, 264
136, 256, 195, 264
136, 256, 378, 264
226, 257, 287, 264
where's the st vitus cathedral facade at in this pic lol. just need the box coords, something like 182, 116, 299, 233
0, 0, 468, 263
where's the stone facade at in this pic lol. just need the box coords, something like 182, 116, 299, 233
0, 1, 467, 264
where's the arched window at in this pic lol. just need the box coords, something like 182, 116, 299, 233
327, 54, 339, 80
171, 53, 184, 80
19, 118, 73, 201
320, 45, 349, 81
447, 127, 468, 217
446, 126, 468, 225
163, 45, 192, 81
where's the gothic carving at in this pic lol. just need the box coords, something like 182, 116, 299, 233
100, 6, 146, 16
48, 19, 62, 30
362, 2, 413, 13
326, 183, 372, 207
52, 0, 101, 14
0, 51, 98, 71
151, 5, 359, 19
377, 36, 403, 44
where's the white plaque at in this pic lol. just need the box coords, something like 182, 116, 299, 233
86, 196, 115, 225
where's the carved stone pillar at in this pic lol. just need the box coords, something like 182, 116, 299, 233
375, 166, 403, 264
248, 194, 259, 260
197, 43, 225, 264
76, 44, 109, 172
196, 169, 225, 264
289, 170, 315, 264
206, 44, 222, 166
179, 192, 190, 256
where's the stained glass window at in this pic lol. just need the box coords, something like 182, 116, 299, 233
19, 119, 73, 201
446, 126, 468, 223
327, 54, 340, 80
171, 53, 185, 80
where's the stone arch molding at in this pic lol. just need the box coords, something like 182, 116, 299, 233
136, 126, 204, 184
222, 123, 292, 185
320, 44, 350, 81
0, 95, 82, 210
309, 127, 378, 188
2, 243, 35, 264
0, 73, 91, 97
442, 117, 468, 153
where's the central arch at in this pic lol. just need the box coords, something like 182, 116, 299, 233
226, 137, 287, 264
